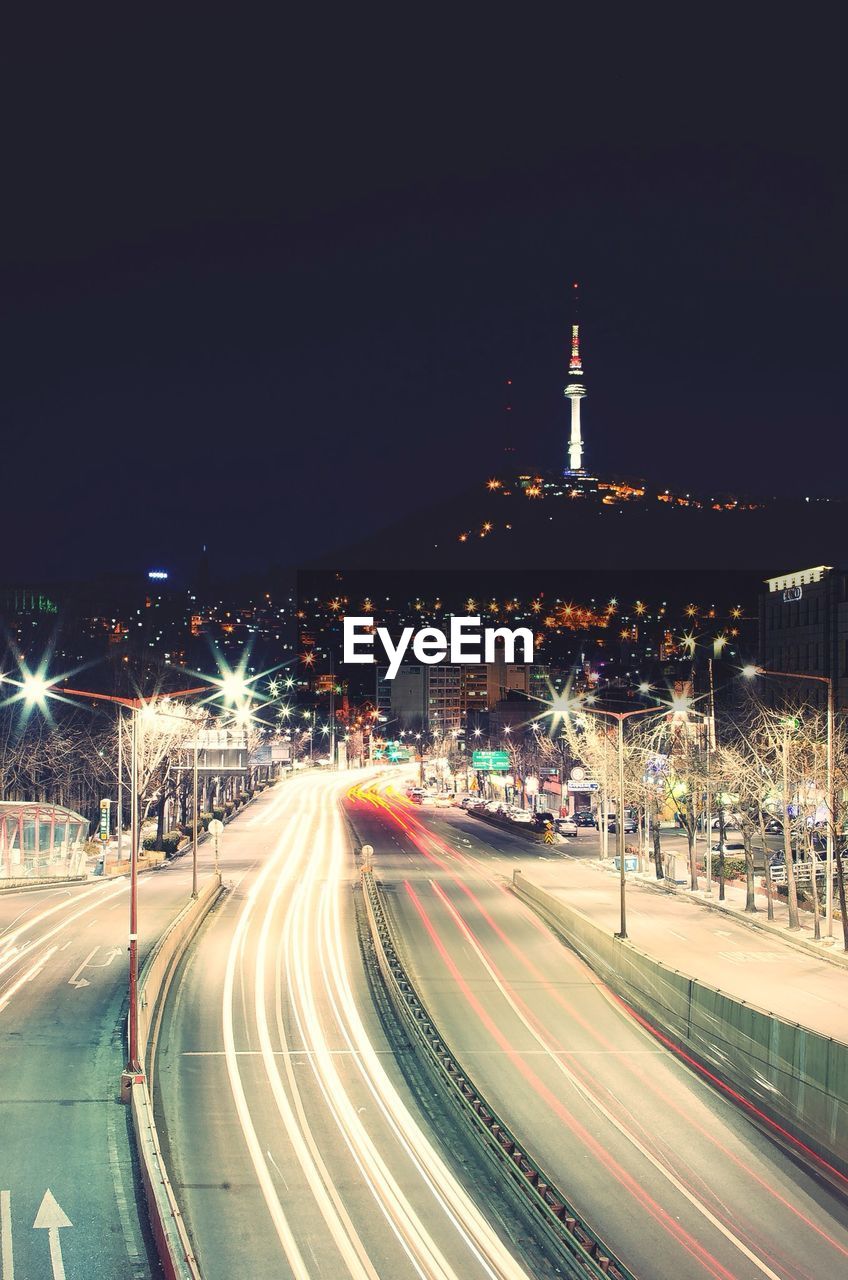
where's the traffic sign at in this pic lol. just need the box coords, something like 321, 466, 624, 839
472, 750, 510, 771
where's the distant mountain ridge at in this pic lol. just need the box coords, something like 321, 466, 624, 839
313, 473, 847, 574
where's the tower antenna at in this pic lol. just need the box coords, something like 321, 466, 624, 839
565, 281, 586, 473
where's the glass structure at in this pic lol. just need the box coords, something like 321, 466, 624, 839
0, 802, 90, 880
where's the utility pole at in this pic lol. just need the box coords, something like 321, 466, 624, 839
117, 706, 123, 863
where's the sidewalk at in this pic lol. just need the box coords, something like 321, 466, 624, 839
523, 855, 848, 1044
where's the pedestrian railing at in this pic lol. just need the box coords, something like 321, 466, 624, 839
767, 857, 848, 886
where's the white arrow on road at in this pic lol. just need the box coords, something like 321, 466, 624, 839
67, 947, 99, 989
33, 1191, 71, 1280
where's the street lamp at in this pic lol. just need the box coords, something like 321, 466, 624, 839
539, 685, 696, 941
21, 679, 209, 1080
578, 702, 671, 940
743, 664, 840, 944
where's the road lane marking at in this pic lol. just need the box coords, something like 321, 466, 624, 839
68, 947, 99, 989
717, 951, 784, 964
222, 811, 312, 1280
333, 788, 530, 1279
431, 880, 784, 1280
254, 804, 379, 1280
288, 803, 458, 1280
106, 1096, 148, 1278
0, 947, 58, 1013
33, 1191, 72, 1280
1, 1189, 13, 1280
0, 881, 127, 1005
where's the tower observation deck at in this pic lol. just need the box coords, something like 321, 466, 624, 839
564, 282, 586, 473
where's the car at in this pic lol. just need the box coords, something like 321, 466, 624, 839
573, 811, 596, 827
599, 815, 637, 834
509, 807, 533, 824
531, 811, 555, 830
555, 816, 578, 836
485, 799, 504, 814
458, 796, 477, 809
763, 818, 783, 834
710, 840, 746, 856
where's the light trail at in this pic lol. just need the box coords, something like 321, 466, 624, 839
404, 879, 744, 1280
218, 769, 530, 1279
363, 780, 848, 1259
314, 788, 529, 1280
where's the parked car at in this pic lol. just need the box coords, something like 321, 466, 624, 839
485, 799, 504, 814
458, 795, 477, 809
573, 811, 596, 827
598, 814, 637, 834
531, 812, 556, 830
710, 840, 746, 856
555, 816, 578, 836
509, 808, 534, 824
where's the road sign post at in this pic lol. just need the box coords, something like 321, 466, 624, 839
208, 818, 224, 877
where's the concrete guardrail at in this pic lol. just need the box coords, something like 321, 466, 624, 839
513, 870, 848, 1181
129, 872, 223, 1280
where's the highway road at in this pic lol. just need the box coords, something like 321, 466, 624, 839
0, 831, 230, 1280
153, 769, 537, 1280
347, 774, 848, 1280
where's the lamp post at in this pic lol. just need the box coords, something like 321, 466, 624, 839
48, 683, 206, 1075
744, 665, 840, 944
580, 704, 669, 941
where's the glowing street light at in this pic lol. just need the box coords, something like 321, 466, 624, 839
22, 672, 52, 706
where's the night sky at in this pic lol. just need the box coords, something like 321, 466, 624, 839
2, 16, 845, 582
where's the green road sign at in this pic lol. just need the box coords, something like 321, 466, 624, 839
471, 750, 510, 771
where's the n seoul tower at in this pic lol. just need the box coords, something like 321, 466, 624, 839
564, 282, 586, 473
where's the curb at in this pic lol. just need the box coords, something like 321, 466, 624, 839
126, 781, 274, 1280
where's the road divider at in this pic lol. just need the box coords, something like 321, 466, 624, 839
361, 867, 634, 1280
512, 870, 848, 1188
127, 871, 223, 1280
465, 806, 562, 845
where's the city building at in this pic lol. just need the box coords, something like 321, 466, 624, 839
759, 564, 848, 711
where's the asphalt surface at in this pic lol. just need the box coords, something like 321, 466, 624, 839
349, 775, 848, 1280
153, 770, 533, 1280
0, 834, 227, 1280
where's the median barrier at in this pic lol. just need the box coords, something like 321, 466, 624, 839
361, 867, 635, 1280
466, 806, 562, 847
512, 870, 848, 1180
